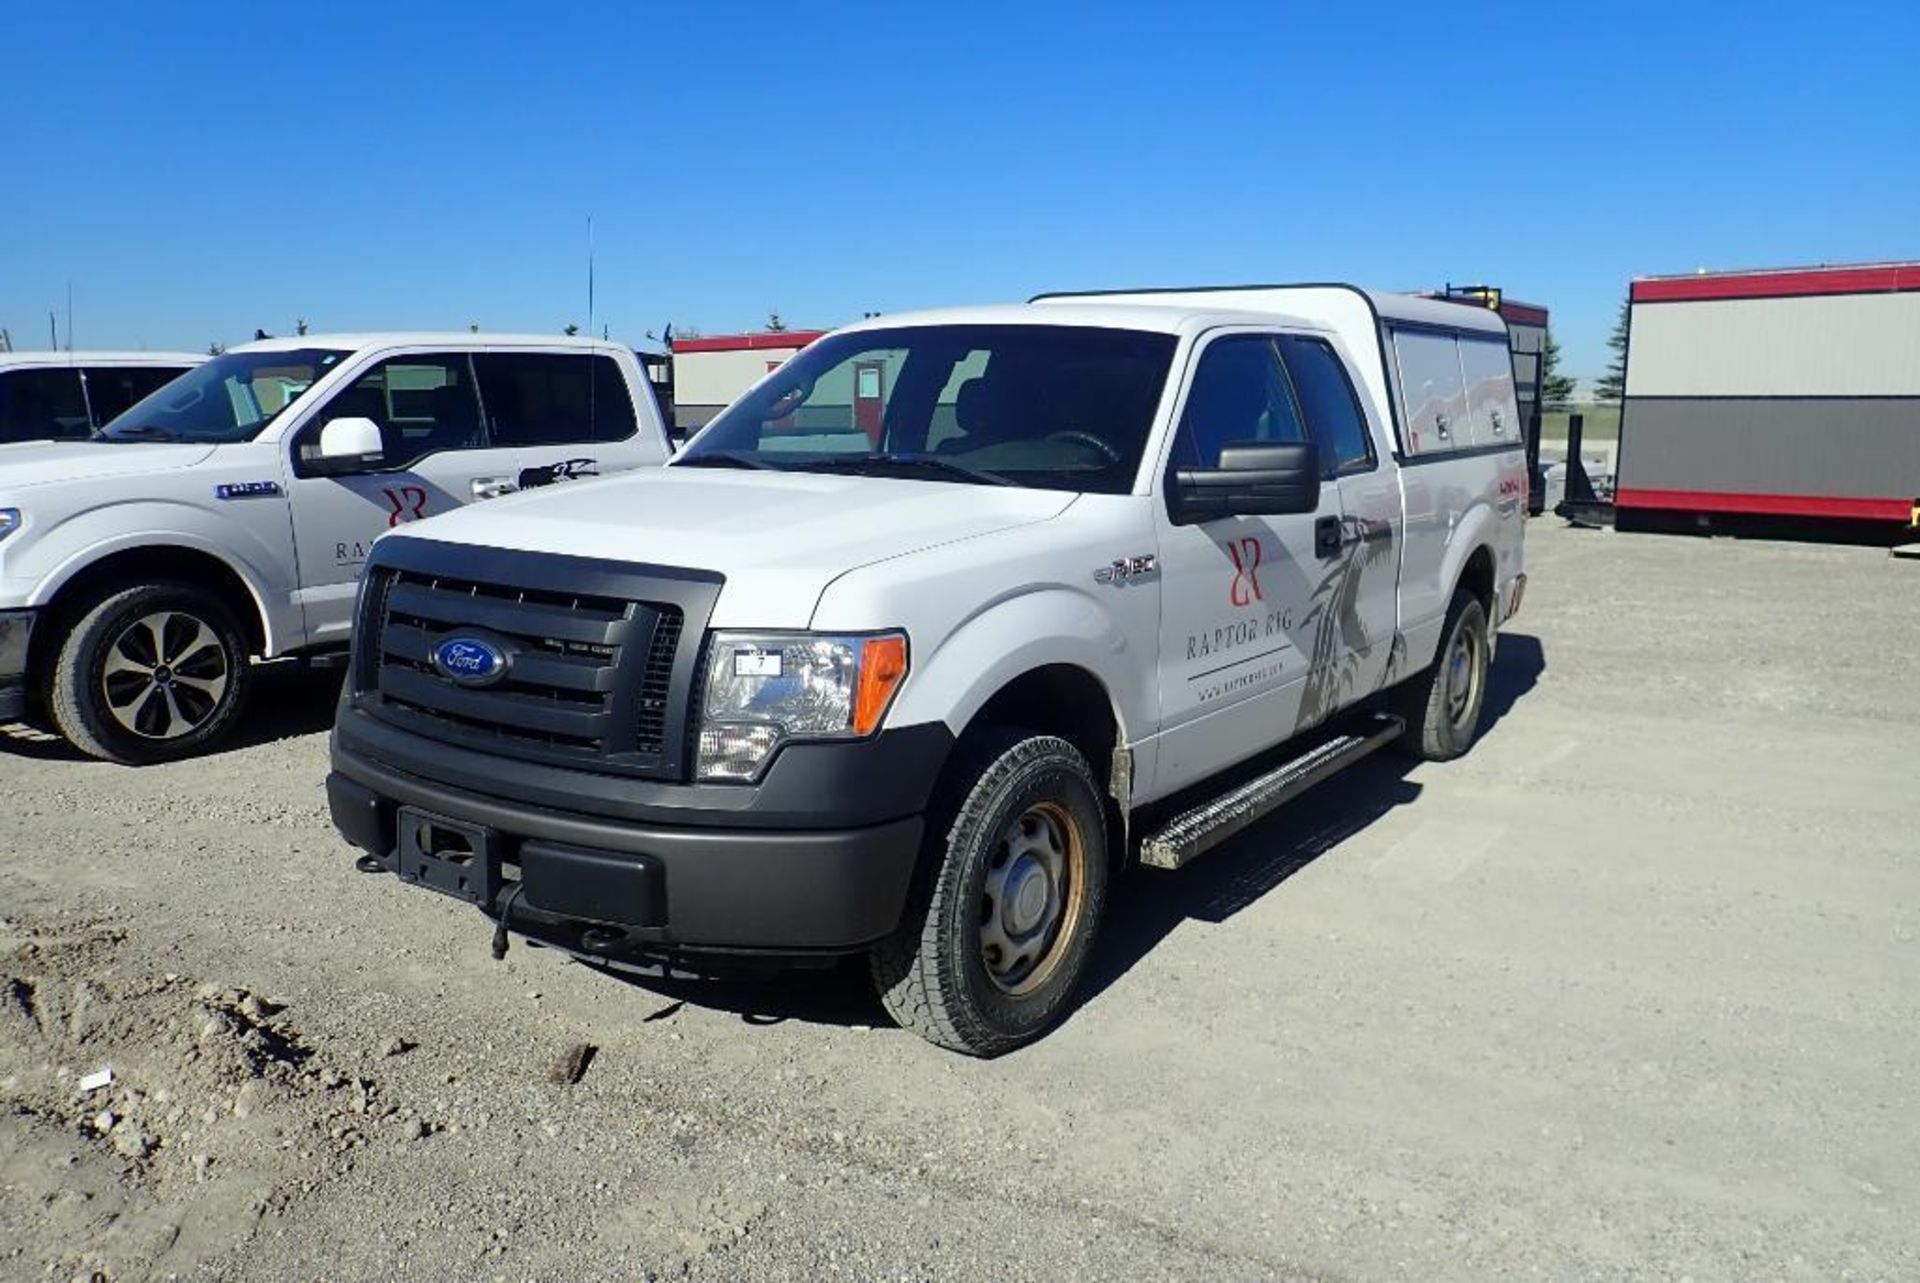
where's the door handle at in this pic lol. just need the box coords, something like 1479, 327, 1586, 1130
1314, 515, 1342, 559
471, 476, 518, 500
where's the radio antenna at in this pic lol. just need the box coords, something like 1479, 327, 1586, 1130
586, 215, 595, 338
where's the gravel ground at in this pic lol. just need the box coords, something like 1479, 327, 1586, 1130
2, 521, 1917, 1282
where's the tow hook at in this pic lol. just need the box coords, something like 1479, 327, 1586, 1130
579, 925, 627, 955
353, 854, 386, 874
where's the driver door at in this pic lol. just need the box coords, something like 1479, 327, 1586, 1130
1150, 332, 1349, 798
283, 352, 511, 647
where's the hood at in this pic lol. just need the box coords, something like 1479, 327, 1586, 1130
387, 467, 1079, 627
0, 441, 219, 492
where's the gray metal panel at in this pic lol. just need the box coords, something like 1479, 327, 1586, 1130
1626, 294, 1920, 397
1617, 397, 1920, 497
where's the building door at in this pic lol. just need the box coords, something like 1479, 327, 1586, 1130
853, 360, 885, 445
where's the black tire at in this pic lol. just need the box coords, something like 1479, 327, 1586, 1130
46, 582, 253, 764
1392, 588, 1490, 762
871, 729, 1110, 1056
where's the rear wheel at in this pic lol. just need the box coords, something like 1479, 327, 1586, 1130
47, 583, 253, 764
1393, 588, 1489, 761
871, 729, 1109, 1056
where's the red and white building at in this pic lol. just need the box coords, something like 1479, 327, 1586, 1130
668, 329, 826, 433
1615, 261, 1920, 532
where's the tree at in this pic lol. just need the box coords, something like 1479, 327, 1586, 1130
1540, 328, 1576, 410
295, 318, 309, 336
1592, 297, 1629, 403
207, 341, 226, 356
563, 323, 580, 336
765, 310, 787, 333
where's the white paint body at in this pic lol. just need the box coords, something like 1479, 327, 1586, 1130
0, 334, 671, 655
386, 293, 1527, 805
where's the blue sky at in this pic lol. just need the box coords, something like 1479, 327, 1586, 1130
4, 2, 1915, 387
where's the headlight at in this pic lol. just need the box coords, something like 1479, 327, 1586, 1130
0, 509, 19, 543
696, 631, 908, 782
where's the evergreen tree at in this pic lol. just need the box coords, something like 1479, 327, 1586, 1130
1540, 329, 1577, 409
1593, 298, 1630, 402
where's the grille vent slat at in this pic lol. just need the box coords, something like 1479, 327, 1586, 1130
357, 565, 686, 776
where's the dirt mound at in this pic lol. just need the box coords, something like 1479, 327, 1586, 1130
0, 913, 433, 1280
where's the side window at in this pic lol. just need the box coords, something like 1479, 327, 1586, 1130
472, 353, 638, 447
1171, 336, 1307, 470
83, 366, 185, 428
1278, 337, 1374, 475
309, 354, 485, 469
1458, 338, 1517, 446
0, 369, 90, 441
1390, 329, 1468, 455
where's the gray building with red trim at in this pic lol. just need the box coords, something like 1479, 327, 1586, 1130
1615, 261, 1920, 533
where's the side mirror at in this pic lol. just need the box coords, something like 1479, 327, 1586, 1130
1169, 441, 1321, 525
308, 417, 384, 475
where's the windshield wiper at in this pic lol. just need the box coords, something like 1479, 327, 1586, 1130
796, 454, 1017, 487
675, 450, 782, 471
98, 425, 180, 443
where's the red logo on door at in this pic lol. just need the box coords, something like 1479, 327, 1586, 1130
382, 486, 429, 527
1226, 537, 1263, 606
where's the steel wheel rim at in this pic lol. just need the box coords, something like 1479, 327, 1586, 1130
1444, 618, 1483, 733
101, 611, 230, 741
979, 800, 1087, 996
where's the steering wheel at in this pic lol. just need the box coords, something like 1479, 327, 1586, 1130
1044, 430, 1121, 464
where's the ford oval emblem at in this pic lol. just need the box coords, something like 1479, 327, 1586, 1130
432, 636, 508, 687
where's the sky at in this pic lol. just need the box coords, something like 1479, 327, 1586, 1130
4, 2, 1916, 389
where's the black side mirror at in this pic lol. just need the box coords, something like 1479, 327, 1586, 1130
1169, 441, 1321, 525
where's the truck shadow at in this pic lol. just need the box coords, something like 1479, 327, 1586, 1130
1074, 630, 1544, 1018
595, 635, 1547, 1043
0, 661, 346, 762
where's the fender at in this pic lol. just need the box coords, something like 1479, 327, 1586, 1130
1411, 499, 1501, 669
22, 501, 296, 655
887, 584, 1147, 750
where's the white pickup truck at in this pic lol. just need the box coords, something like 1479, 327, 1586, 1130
0, 333, 672, 762
326, 286, 1527, 1055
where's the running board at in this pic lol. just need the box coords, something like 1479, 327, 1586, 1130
1138, 713, 1404, 870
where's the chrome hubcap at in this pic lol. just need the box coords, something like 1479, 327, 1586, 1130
979, 802, 1084, 995
102, 611, 230, 740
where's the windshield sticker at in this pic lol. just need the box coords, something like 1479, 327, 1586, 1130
214, 481, 283, 500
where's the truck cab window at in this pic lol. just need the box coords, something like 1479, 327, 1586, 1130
473, 353, 638, 446
306, 355, 485, 468
1278, 336, 1374, 475
0, 369, 90, 441
1171, 336, 1308, 469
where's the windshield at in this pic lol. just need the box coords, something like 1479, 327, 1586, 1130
679, 325, 1177, 493
98, 348, 350, 443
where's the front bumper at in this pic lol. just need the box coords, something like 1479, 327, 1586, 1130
328, 704, 952, 958
0, 609, 34, 721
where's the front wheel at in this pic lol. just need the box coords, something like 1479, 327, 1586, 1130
871, 730, 1109, 1056
47, 583, 254, 764
1393, 588, 1490, 762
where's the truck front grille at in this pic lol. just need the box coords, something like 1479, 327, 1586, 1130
352, 542, 721, 781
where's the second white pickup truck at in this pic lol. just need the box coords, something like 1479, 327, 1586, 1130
0, 333, 671, 761
327, 286, 1527, 1054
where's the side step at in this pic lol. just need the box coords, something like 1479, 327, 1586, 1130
1138, 713, 1404, 870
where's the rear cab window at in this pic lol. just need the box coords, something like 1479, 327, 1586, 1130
0, 367, 90, 441
473, 353, 637, 446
